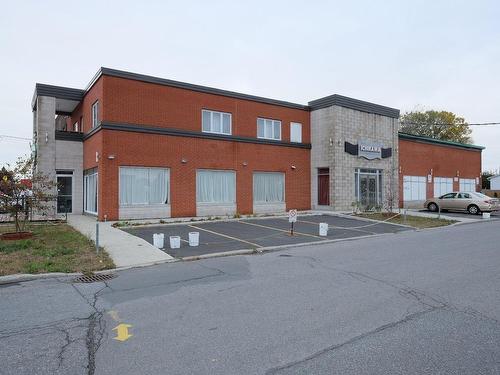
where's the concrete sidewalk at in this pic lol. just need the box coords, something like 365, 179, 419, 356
404, 209, 485, 223
67, 215, 173, 268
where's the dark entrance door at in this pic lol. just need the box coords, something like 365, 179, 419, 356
57, 175, 72, 214
318, 168, 330, 206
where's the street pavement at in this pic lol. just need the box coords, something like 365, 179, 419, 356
1, 221, 500, 374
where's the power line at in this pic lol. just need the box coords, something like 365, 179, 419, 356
0, 134, 31, 141
400, 121, 500, 126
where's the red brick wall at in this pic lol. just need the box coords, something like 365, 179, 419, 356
399, 138, 482, 206
96, 130, 310, 220
70, 77, 104, 134
102, 76, 310, 142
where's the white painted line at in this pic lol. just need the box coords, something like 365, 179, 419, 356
239, 220, 324, 239
296, 218, 377, 235
188, 224, 262, 249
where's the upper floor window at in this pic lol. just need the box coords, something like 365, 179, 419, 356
73, 122, 79, 132
91, 101, 99, 128
257, 118, 281, 140
202, 109, 231, 135
290, 122, 302, 143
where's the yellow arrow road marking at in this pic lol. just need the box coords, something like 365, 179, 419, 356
113, 323, 133, 342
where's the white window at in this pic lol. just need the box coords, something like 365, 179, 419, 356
253, 172, 285, 203
202, 109, 231, 135
257, 118, 281, 140
119, 167, 170, 205
92, 101, 99, 128
290, 122, 302, 143
73, 122, 79, 132
84, 170, 98, 214
403, 176, 426, 201
196, 170, 236, 203
459, 178, 476, 192
434, 177, 453, 197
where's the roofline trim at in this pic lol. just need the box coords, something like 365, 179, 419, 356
32, 83, 85, 109
84, 121, 312, 149
86, 67, 310, 111
308, 94, 400, 118
398, 132, 485, 151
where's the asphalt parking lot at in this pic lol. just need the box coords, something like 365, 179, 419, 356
122, 214, 411, 258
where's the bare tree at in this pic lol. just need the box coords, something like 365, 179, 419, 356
0, 155, 56, 233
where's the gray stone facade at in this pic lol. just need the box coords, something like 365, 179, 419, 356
33, 96, 84, 216
311, 105, 399, 211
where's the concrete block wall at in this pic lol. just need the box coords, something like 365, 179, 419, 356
311, 105, 399, 211
55, 140, 84, 214
34, 96, 57, 217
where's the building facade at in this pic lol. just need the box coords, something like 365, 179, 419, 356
399, 133, 483, 208
31, 67, 484, 221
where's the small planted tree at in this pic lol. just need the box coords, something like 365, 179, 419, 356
0, 155, 56, 235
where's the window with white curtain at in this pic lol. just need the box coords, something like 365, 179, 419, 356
434, 177, 453, 197
459, 178, 476, 192
202, 109, 231, 135
257, 118, 281, 140
84, 170, 98, 214
119, 167, 169, 205
196, 170, 236, 203
403, 176, 426, 201
253, 172, 285, 203
290, 122, 302, 143
91, 101, 99, 128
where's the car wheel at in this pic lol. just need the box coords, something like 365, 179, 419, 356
428, 202, 438, 212
467, 205, 480, 215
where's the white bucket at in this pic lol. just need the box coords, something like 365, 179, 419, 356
169, 236, 181, 249
153, 233, 164, 248
189, 232, 199, 247
319, 223, 328, 236
482, 212, 491, 219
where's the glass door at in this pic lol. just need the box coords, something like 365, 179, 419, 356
57, 175, 72, 213
356, 169, 382, 209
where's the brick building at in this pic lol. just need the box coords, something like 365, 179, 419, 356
31, 68, 484, 220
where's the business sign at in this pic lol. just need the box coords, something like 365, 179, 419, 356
358, 142, 382, 160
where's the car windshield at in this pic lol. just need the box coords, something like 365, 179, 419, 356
471, 192, 490, 199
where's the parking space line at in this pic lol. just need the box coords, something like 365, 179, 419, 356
239, 220, 324, 239
296, 218, 377, 235
188, 224, 262, 248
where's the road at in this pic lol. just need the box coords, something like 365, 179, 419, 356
1, 221, 500, 374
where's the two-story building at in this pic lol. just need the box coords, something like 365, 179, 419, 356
32, 67, 484, 221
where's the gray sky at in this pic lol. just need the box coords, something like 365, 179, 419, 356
1, 0, 499, 171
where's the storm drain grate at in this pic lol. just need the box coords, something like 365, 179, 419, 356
72, 273, 116, 283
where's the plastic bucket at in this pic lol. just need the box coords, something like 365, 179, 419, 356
153, 233, 164, 248
189, 232, 199, 247
482, 212, 491, 219
169, 236, 181, 249
319, 223, 328, 236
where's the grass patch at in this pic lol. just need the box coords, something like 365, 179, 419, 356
0, 223, 115, 276
355, 212, 457, 229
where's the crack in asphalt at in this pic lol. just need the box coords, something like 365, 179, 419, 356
267, 253, 500, 374
265, 306, 440, 374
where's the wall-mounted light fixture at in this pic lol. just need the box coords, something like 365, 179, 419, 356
181, 158, 188, 164
429, 168, 433, 175
399, 166, 402, 174
456, 170, 460, 177
291, 165, 297, 170
107, 154, 116, 160
337, 140, 342, 147
45, 132, 48, 143
329, 138, 334, 146
242, 161, 248, 166
95, 152, 99, 162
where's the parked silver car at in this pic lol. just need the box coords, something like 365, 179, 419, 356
425, 192, 500, 214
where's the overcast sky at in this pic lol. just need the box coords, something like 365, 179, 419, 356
1, 0, 499, 171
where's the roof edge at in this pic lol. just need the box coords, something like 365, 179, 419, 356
97, 67, 310, 111
308, 94, 400, 118
398, 132, 485, 151
32, 83, 85, 109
